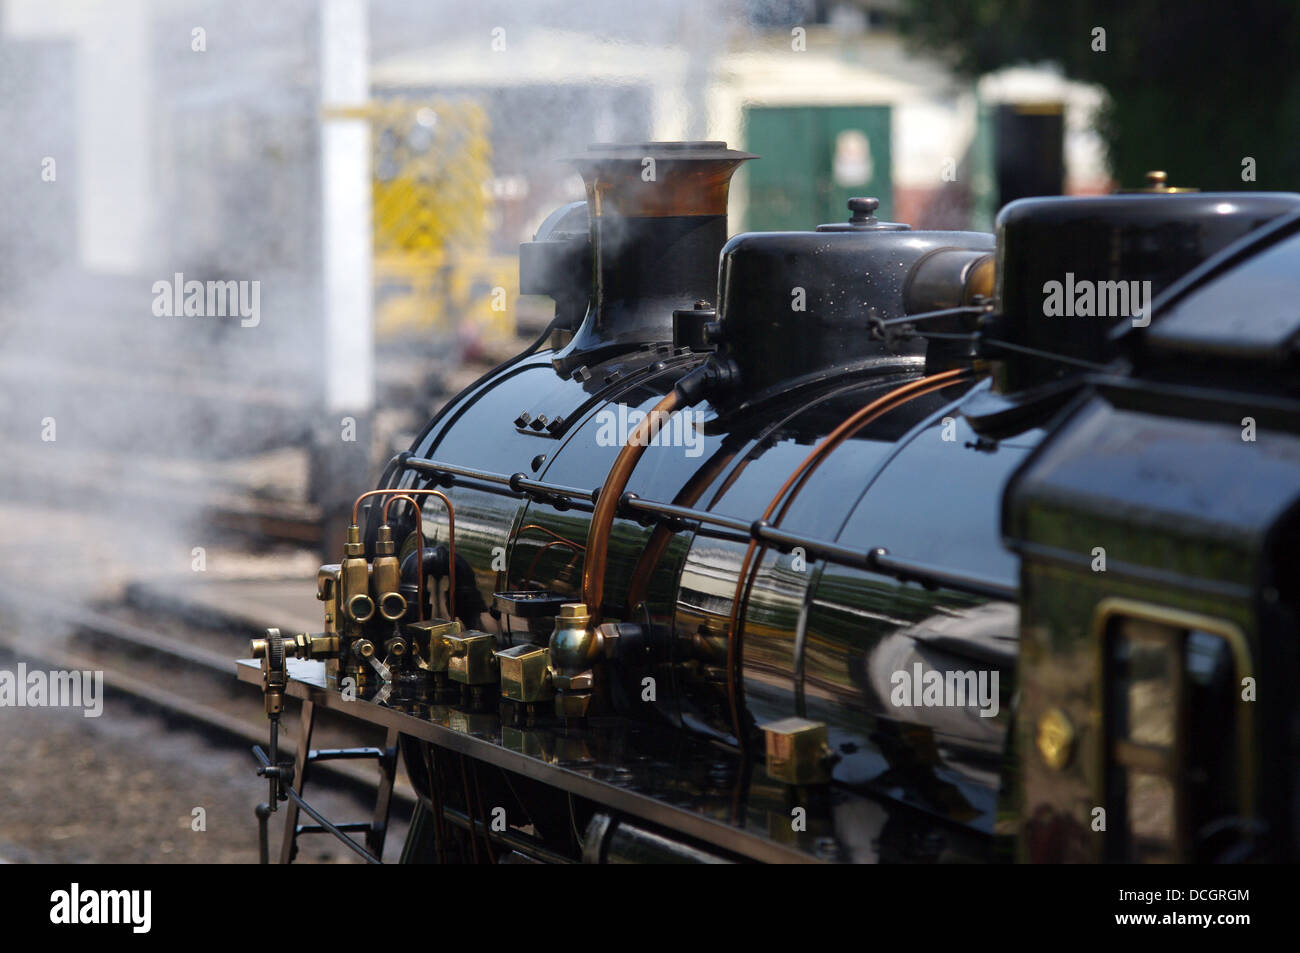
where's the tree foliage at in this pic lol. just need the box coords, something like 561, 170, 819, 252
897, 0, 1300, 190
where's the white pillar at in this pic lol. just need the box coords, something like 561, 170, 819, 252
320, 0, 373, 415
4, 0, 152, 275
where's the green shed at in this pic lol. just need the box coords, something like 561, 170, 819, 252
743, 104, 892, 231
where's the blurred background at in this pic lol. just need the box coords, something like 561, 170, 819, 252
0, 0, 1294, 862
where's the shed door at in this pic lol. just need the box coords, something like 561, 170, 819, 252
744, 105, 892, 231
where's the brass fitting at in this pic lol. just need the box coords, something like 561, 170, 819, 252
549, 603, 600, 673
316, 564, 341, 634
251, 629, 335, 661
406, 619, 462, 672
445, 631, 499, 686
405, 618, 462, 702
495, 644, 554, 703
251, 631, 341, 661
759, 717, 837, 786
555, 691, 596, 719
340, 524, 375, 624
373, 524, 407, 622
548, 603, 602, 718
251, 628, 292, 717
300, 632, 339, 659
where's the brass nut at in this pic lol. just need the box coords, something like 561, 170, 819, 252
555, 691, 594, 719
558, 602, 590, 624
552, 671, 593, 692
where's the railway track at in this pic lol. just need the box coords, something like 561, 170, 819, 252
0, 591, 416, 808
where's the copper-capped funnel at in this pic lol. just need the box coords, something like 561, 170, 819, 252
571, 141, 755, 219
553, 142, 755, 368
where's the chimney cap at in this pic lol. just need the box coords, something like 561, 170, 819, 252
569, 141, 755, 218
577, 141, 757, 162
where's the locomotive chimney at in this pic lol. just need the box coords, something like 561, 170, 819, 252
555, 141, 753, 368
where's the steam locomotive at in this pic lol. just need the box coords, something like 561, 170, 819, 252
245, 141, 1300, 864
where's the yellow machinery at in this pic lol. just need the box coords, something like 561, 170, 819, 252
367, 98, 516, 345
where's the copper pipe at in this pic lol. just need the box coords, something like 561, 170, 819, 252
524, 539, 582, 585
380, 494, 423, 622
724, 368, 973, 742
582, 390, 683, 622
518, 524, 586, 551
772, 374, 971, 523
352, 488, 397, 525
514, 524, 585, 592
387, 490, 457, 621
352, 488, 458, 621
702, 376, 896, 512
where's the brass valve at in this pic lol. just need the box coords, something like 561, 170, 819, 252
340, 524, 375, 623
373, 524, 407, 622
250, 630, 340, 664
251, 629, 343, 717
250, 628, 291, 718
549, 603, 600, 675
549, 603, 602, 718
